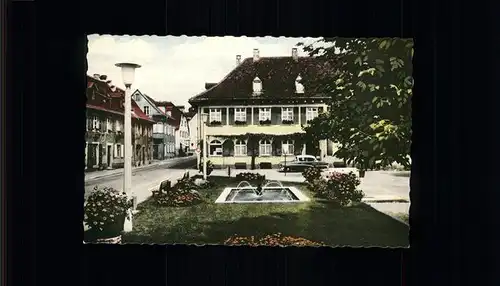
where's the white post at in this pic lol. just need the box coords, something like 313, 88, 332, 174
298, 106, 302, 125
226, 107, 229, 125
251, 107, 254, 125
116, 62, 140, 233
124, 85, 136, 211
202, 121, 208, 180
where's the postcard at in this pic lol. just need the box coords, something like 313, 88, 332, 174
84, 35, 412, 247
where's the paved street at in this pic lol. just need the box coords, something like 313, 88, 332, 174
85, 156, 197, 204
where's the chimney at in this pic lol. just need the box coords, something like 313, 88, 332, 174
93, 73, 100, 79
292, 48, 298, 61
253, 49, 260, 62
99, 74, 108, 81
236, 55, 242, 65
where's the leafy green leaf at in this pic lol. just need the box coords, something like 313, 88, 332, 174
379, 40, 387, 50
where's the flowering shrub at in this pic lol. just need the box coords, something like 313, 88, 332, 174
281, 120, 294, 125
84, 186, 132, 236
152, 176, 203, 207
234, 120, 247, 125
224, 233, 325, 247
235, 172, 266, 183
302, 166, 322, 183
210, 121, 222, 126
314, 171, 365, 206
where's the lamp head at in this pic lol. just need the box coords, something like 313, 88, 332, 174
115, 62, 141, 87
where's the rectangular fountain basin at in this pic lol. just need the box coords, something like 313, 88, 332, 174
215, 186, 310, 204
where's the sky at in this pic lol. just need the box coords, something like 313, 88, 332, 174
87, 35, 323, 107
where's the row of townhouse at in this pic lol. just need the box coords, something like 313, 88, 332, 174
85, 74, 154, 171
188, 48, 338, 169
132, 90, 192, 159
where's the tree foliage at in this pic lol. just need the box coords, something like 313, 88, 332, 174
299, 38, 413, 169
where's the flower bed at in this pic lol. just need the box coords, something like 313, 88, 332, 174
151, 175, 204, 207
224, 233, 326, 247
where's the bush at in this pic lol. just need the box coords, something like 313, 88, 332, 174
235, 172, 266, 183
307, 171, 365, 206
84, 186, 132, 236
224, 233, 325, 247
302, 166, 322, 183
322, 172, 364, 206
152, 176, 203, 207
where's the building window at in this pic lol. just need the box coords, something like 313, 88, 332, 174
281, 107, 294, 121
209, 140, 223, 156
115, 120, 121, 132
253, 77, 262, 95
259, 139, 272, 156
306, 107, 319, 122
135, 93, 141, 101
234, 140, 247, 156
153, 123, 163, 133
92, 116, 100, 130
106, 118, 113, 132
259, 108, 271, 121
235, 108, 246, 122
282, 140, 294, 155
144, 106, 150, 116
115, 144, 123, 158
295, 75, 304, 93
209, 108, 222, 122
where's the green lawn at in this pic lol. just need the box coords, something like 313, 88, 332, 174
123, 176, 409, 247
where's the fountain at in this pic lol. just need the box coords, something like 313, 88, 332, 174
219, 179, 307, 203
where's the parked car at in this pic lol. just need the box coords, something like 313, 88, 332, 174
278, 155, 329, 172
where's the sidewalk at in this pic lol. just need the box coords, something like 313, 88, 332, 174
85, 156, 196, 181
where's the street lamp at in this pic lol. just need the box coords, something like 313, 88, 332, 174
200, 113, 209, 180
115, 62, 141, 232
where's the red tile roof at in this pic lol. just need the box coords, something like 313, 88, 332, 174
189, 56, 336, 104
86, 75, 154, 123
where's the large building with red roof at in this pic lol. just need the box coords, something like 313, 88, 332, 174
85, 74, 154, 170
188, 48, 335, 169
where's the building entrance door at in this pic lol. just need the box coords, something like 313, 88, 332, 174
107, 145, 112, 168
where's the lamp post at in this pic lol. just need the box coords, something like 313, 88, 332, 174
200, 113, 209, 180
115, 62, 141, 232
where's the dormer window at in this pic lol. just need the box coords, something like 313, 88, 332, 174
295, 75, 304, 93
253, 77, 262, 95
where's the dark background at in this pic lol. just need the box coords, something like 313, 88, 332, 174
7, 0, 499, 285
